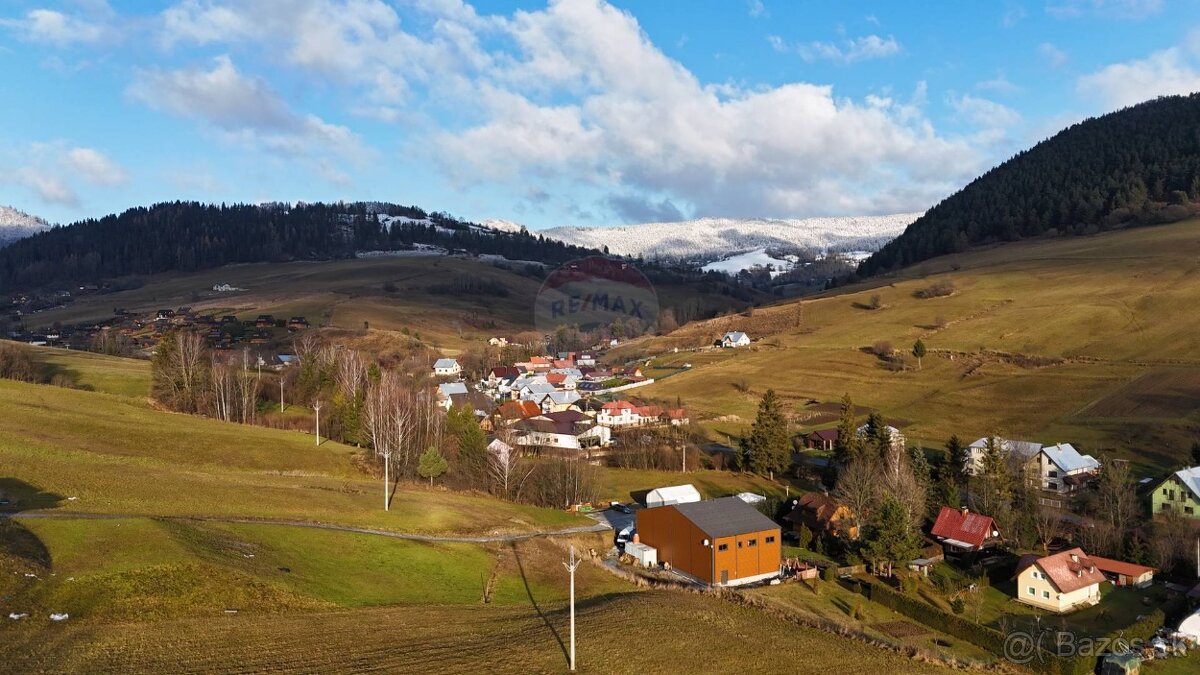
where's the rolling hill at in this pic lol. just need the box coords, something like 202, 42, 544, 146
860, 94, 1200, 275
614, 218, 1200, 474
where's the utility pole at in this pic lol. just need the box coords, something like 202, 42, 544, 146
563, 545, 580, 672
280, 375, 285, 413
314, 400, 322, 446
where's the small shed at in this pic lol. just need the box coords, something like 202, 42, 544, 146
735, 492, 766, 505
1089, 556, 1155, 588
645, 484, 702, 508
625, 541, 657, 568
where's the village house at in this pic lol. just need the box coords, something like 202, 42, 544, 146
448, 392, 496, 420
636, 496, 781, 587
487, 337, 509, 347
1015, 548, 1105, 613
433, 358, 463, 378
963, 437, 1043, 476
255, 314, 275, 328
930, 506, 1002, 555
597, 400, 640, 427
856, 423, 907, 454
721, 331, 751, 348
494, 400, 542, 426
437, 382, 469, 409
1029, 443, 1101, 494
536, 390, 582, 413
511, 412, 611, 451
805, 429, 839, 452
784, 492, 858, 540
486, 366, 521, 389
1150, 466, 1200, 519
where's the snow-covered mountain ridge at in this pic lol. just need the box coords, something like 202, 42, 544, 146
0, 206, 52, 247
518, 213, 921, 261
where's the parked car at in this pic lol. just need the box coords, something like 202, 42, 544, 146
609, 501, 632, 514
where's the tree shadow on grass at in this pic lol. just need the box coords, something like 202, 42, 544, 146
0, 478, 64, 570
510, 541, 568, 667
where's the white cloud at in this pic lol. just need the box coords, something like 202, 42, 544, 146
747, 0, 767, 19
976, 74, 1020, 95
1038, 42, 1069, 68
146, 0, 983, 221
1002, 3, 1028, 27
0, 5, 113, 46
1077, 43, 1200, 110
1046, 0, 1162, 20
0, 142, 128, 208
780, 34, 902, 64
949, 94, 1023, 145
126, 55, 370, 167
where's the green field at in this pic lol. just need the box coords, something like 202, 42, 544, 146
621, 220, 1200, 473
25, 346, 150, 398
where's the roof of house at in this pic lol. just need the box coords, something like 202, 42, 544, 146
497, 400, 541, 420
1026, 547, 1107, 594
1171, 466, 1200, 500
490, 366, 520, 379
1041, 443, 1101, 473
967, 437, 1043, 458
1087, 555, 1155, 578
541, 391, 582, 405
785, 492, 847, 526
723, 331, 748, 341
542, 410, 590, 423
931, 507, 999, 549
667, 408, 688, 420
646, 484, 702, 505
809, 428, 839, 442
438, 382, 469, 397
448, 392, 496, 413
433, 358, 459, 369
672, 497, 779, 539
602, 400, 636, 412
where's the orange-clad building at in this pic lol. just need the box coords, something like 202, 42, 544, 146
636, 496, 781, 587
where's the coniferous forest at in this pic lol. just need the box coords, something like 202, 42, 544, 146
0, 201, 600, 292
859, 94, 1200, 276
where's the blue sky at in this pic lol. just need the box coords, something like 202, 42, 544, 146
1, 0, 1198, 229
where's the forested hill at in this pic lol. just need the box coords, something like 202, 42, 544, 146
859, 94, 1200, 276
0, 201, 599, 292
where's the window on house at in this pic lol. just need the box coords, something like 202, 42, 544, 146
1187, 507, 1194, 515
737, 541, 743, 549
765, 536, 776, 544
1162, 503, 1170, 511
748, 539, 757, 548
1169, 490, 1176, 500
1048, 471, 1058, 478
1028, 586, 1035, 596
717, 543, 728, 552
1043, 591, 1050, 599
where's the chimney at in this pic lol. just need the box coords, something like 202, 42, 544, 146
961, 506, 969, 516
632, 533, 640, 544
1070, 553, 1079, 563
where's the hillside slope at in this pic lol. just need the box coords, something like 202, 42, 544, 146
860, 94, 1200, 275
620, 219, 1200, 472
0, 205, 51, 247
532, 213, 921, 261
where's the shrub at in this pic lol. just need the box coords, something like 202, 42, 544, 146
821, 566, 837, 582
913, 279, 955, 299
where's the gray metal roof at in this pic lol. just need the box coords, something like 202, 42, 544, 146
1041, 443, 1100, 473
1174, 466, 1200, 500
672, 496, 779, 538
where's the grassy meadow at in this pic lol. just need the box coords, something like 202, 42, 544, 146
25, 345, 151, 398
620, 220, 1200, 473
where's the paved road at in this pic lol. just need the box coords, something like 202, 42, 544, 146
1, 511, 611, 543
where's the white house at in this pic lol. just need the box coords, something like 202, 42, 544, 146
721, 331, 751, 348
488, 337, 509, 347
963, 437, 1043, 476
856, 423, 907, 454
512, 417, 611, 450
433, 358, 462, 377
1015, 548, 1104, 613
1032, 443, 1101, 494
645, 484, 702, 508
597, 400, 640, 427
437, 382, 469, 409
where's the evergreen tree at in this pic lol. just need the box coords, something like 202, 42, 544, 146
945, 435, 967, 484
448, 405, 488, 488
862, 496, 920, 577
1191, 440, 1200, 466
833, 393, 861, 466
745, 389, 790, 478
418, 446, 449, 487
912, 339, 927, 370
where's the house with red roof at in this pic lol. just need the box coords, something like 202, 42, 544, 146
930, 506, 1002, 554
1015, 548, 1105, 613
597, 400, 640, 427
1088, 555, 1155, 588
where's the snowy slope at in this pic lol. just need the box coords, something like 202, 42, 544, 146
539, 213, 921, 261
0, 205, 51, 247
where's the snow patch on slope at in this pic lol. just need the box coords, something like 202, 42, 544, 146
702, 249, 797, 277
541, 213, 921, 261
0, 206, 52, 247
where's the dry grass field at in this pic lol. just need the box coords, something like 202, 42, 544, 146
617, 220, 1200, 473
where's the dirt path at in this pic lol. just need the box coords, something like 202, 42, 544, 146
1, 511, 611, 543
